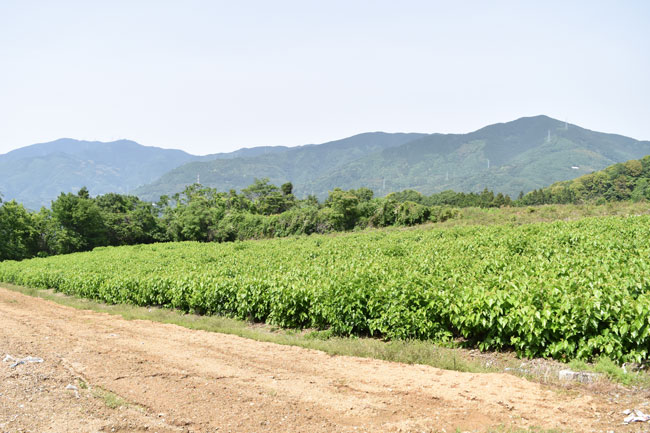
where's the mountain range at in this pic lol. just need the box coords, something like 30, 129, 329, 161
0, 139, 287, 209
2, 115, 649, 209
134, 132, 426, 201
134, 115, 650, 201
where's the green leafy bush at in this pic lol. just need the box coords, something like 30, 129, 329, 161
2, 215, 650, 363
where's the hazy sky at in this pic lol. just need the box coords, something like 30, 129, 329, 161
1, 0, 648, 155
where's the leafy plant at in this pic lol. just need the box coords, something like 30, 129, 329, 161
2, 215, 650, 363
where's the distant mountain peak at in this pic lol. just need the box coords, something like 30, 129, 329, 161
472, 115, 564, 135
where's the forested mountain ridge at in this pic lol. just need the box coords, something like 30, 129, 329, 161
133, 132, 427, 201
521, 155, 650, 204
0, 138, 202, 209
306, 116, 650, 197
0, 138, 291, 210
136, 116, 650, 201
0, 134, 422, 209
4, 116, 650, 209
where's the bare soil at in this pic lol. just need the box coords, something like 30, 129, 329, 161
0, 287, 647, 433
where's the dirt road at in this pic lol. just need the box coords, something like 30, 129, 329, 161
0, 287, 640, 432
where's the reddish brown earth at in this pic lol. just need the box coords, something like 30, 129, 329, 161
0, 286, 646, 433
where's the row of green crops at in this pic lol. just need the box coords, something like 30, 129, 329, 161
2, 216, 650, 363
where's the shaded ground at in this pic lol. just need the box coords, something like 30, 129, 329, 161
0, 287, 647, 433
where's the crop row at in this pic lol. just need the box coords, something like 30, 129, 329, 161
1, 216, 650, 363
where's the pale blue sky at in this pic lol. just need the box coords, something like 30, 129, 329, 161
1, 0, 648, 155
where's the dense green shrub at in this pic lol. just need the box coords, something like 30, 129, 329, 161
394, 201, 430, 226
2, 215, 650, 363
429, 206, 460, 223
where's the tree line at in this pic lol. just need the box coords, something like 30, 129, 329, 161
7, 153, 650, 263
520, 156, 650, 205
9, 150, 650, 263
0, 179, 517, 261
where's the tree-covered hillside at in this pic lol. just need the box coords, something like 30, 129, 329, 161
0, 139, 290, 210
136, 116, 650, 201
134, 132, 426, 201
521, 155, 650, 205
307, 116, 650, 197
5, 116, 649, 209
0, 139, 202, 209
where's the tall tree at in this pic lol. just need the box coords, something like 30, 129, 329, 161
0, 200, 39, 261
95, 193, 162, 245
49, 188, 107, 254
242, 178, 294, 215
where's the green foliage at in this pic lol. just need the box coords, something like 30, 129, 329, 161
324, 188, 360, 230
521, 155, 650, 205
95, 193, 162, 245
163, 184, 226, 241
386, 189, 422, 203
0, 200, 39, 260
429, 206, 460, 223
368, 199, 398, 227
394, 201, 430, 226
49, 189, 107, 254
390, 188, 512, 209
3, 215, 650, 363
351, 187, 374, 202
1, 188, 167, 260
242, 178, 295, 215
0, 180, 464, 262
280, 182, 293, 196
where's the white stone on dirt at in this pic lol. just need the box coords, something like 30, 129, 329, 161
558, 369, 600, 383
